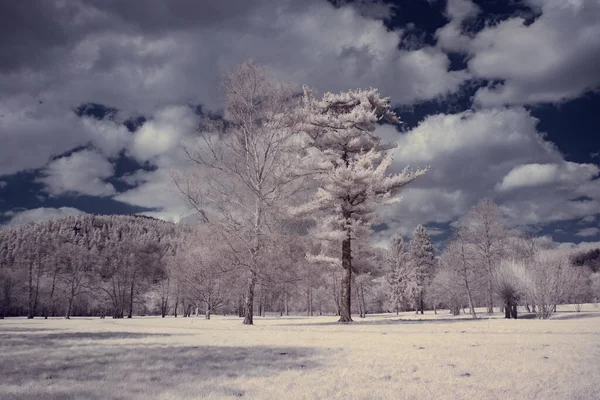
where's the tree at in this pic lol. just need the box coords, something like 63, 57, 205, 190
174, 60, 302, 325
494, 260, 526, 319
294, 87, 427, 322
60, 242, 93, 319
428, 268, 464, 316
385, 234, 416, 314
440, 229, 478, 318
408, 225, 436, 314
517, 249, 570, 319
462, 198, 507, 313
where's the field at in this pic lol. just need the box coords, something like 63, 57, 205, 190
1, 306, 600, 400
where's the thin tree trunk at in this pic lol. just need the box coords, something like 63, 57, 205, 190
27, 263, 35, 319
243, 270, 257, 325
339, 233, 352, 323
205, 299, 211, 320
127, 273, 135, 319
66, 296, 74, 319
360, 284, 366, 318
44, 271, 59, 319
465, 281, 477, 319
487, 278, 494, 313
420, 292, 424, 315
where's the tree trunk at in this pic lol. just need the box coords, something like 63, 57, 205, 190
332, 273, 340, 316
339, 233, 353, 323
27, 263, 35, 319
511, 304, 518, 319
420, 292, 424, 315
173, 299, 178, 317
66, 296, 74, 319
243, 270, 257, 325
44, 272, 59, 319
205, 307, 211, 320
360, 284, 366, 318
487, 278, 494, 313
127, 276, 135, 319
465, 281, 477, 319
504, 302, 511, 319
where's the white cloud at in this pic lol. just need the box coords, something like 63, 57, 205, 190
0, 181, 6, 189
130, 106, 197, 161
114, 166, 190, 223
37, 150, 116, 196
579, 215, 597, 224
576, 227, 600, 237
466, 0, 600, 106
436, 0, 480, 53
496, 162, 599, 192
379, 107, 600, 235
4, 207, 86, 227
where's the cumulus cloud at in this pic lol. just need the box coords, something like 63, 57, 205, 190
576, 227, 600, 238
377, 107, 600, 238
4, 207, 86, 227
37, 150, 116, 196
114, 158, 191, 223
436, 0, 480, 52
467, 0, 600, 106
0, 0, 470, 181
130, 106, 197, 161
496, 162, 599, 192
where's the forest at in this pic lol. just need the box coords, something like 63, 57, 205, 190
1, 61, 599, 323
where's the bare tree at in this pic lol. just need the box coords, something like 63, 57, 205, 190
462, 198, 507, 313
173, 60, 303, 325
441, 229, 478, 318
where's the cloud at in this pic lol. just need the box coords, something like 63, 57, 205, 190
37, 150, 116, 196
0, 0, 470, 182
4, 207, 86, 227
0, 181, 6, 189
114, 164, 190, 223
579, 215, 597, 224
130, 106, 197, 161
496, 162, 599, 192
376, 107, 600, 239
436, 0, 480, 53
466, 0, 600, 106
576, 227, 600, 237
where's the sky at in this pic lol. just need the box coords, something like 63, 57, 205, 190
0, 0, 599, 249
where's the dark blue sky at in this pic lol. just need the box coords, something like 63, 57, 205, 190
0, 0, 598, 246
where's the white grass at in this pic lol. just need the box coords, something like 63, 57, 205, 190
1, 305, 600, 399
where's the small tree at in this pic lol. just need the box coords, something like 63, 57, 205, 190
385, 234, 416, 314
294, 87, 427, 322
173, 60, 302, 325
440, 229, 478, 318
463, 199, 507, 313
408, 225, 436, 314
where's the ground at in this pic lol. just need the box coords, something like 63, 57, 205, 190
1, 305, 599, 400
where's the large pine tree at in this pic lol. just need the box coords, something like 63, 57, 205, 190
408, 225, 436, 314
294, 87, 428, 322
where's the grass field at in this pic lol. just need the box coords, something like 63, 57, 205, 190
1, 305, 599, 400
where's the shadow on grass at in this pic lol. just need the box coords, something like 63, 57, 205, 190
0, 330, 326, 399
550, 312, 600, 320
278, 316, 491, 327
0, 331, 177, 348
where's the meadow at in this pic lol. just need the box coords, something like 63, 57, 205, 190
1, 306, 599, 400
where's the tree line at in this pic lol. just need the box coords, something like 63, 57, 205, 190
1, 60, 598, 323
